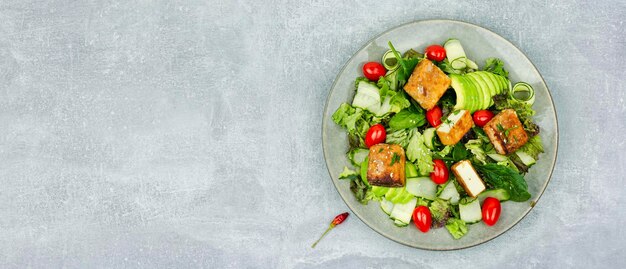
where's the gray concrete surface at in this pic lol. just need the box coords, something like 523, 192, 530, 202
0, 0, 624, 268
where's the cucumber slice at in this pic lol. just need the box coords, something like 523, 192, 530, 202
390, 197, 418, 225
439, 181, 461, 205
515, 151, 536, 166
465, 75, 490, 110
511, 82, 535, 105
487, 153, 508, 162
477, 189, 511, 203
449, 74, 468, 110
382, 50, 399, 71
394, 219, 409, 227
466, 58, 479, 70
352, 81, 381, 114
460, 198, 482, 223
444, 39, 467, 70
405, 177, 437, 200
380, 198, 395, 215
423, 128, 436, 150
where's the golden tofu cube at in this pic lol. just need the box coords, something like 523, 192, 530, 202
436, 110, 474, 146
367, 144, 406, 187
403, 59, 451, 110
483, 109, 529, 154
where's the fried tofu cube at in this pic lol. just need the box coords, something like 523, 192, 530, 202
367, 144, 406, 187
436, 110, 474, 145
483, 109, 529, 154
451, 160, 486, 197
403, 59, 451, 110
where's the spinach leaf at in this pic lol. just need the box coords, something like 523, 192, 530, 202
389, 110, 426, 130
474, 163, 531, 202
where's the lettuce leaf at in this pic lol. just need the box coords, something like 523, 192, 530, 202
406, 131, 433, 175
385, 129, 412, 148
465, 139, 487, 165
332, 103, 374, 147
519, 135, 544, 160
338, 167, 359, 181
445, 218, 468, 239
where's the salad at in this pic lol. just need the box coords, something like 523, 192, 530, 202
332, 39, 544, 239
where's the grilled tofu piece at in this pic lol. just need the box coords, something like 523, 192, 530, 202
436, 110, 474, 145
451, 160, 486, 197
403, 59, 451, 110
367, 144, 406, 187
483, 109, 529, 154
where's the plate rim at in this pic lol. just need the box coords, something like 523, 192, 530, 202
321, 19, 559, 250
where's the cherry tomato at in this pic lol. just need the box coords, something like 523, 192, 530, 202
412, 206, 432, 233
473, 110, 495, 127
362, 62, 386, 81
364, 124, 386, 148
426, 106, 443, 127
482, 197, 501, 226
430, 159, 449, 184
425, 45, 446, 62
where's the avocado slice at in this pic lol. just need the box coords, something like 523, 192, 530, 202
450, 74, 468, 111
468, 73, 494, 107
458, 75, 478, 112
475, 71, 499, 97
465, 74, 490, 110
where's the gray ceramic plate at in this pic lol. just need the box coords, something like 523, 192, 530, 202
322, 20, 558, 250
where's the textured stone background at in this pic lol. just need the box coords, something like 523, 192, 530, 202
0, 0, 624, 268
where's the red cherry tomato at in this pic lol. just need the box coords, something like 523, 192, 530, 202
482, 197, 501, 226
426, 106, 443, 127
364, 124, 386, 148
473, 110, 495, 127
362, 62, 386, 81
430, 159, 449, 185
425, 45, 446, 62
412, 206, 432, 233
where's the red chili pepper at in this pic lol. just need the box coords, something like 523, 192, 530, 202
311, 212, 349, 248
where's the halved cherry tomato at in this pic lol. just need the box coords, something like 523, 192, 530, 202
412, 206, 432, 233
482, 197, 501, 226
362, 62, 386, 81
426, 106, 443, 127
425, 45, 446, 62
364, 124, 386, 148
473, 110, 495, 127
430, 159, 448, 184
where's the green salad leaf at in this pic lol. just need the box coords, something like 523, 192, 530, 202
406, 131, 433, 175
350, 179, 371, 205
475, 163, 531, 202
429, 198, 451, 228
389, 110, 426, 130
445, 218, 468, 239
332, 103, 374, 148
338, 167, 359, 181
385, 129, 412, 148
465, 139, 487, 164
484, 58, 509, 78
519, 135, 544, 159
388, 41, 419, 87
